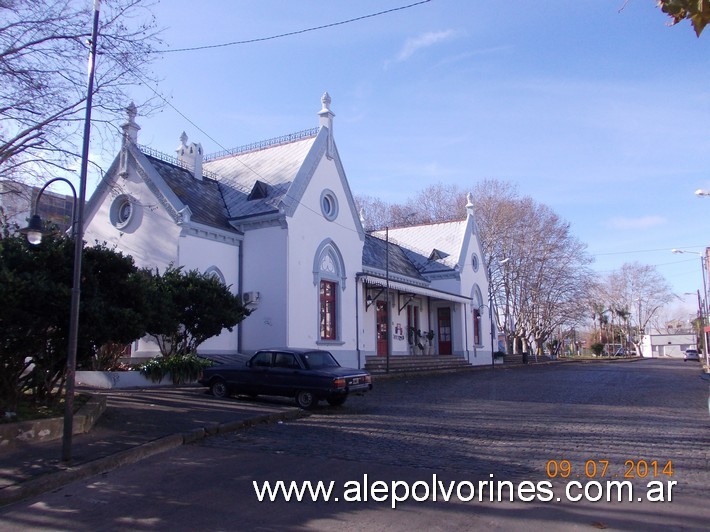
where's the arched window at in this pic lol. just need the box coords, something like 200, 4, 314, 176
204, 266, 226, 284
471, 284, 484, 347
313, 239, 346, 343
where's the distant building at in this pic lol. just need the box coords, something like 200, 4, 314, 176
639, 333, 696, 358
0, 179, 75, 234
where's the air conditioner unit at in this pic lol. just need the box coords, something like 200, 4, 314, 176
242, 291, 260, 305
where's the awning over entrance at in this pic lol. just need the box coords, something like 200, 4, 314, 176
360, 275, 471, 304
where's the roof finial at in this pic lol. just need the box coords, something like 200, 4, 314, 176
121, 102, 140, 145
359, 208, 367, 230
318, 92, 335, 159
321, 91, 332, 112
466, 192, 475, 217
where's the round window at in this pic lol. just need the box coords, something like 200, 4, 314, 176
118, 200, 132, 225
471, 253, 479, 272
110, 194, 140, 231
320, 189, 338, 221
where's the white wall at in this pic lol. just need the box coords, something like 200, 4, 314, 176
284, 155, 363, 367
84, 168, 180, 270
240, 225, 288, 353
178, 230, 241, 354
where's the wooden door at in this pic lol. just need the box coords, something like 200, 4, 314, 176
376, 301, 388, 356
437, 307, 452, 355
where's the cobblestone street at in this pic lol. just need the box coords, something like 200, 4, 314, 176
203, 358, 708, 496
1, 358, 707, 531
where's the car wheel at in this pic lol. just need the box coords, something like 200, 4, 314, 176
210, 379, 229, 398
295, 390, 317, 409
327, 396, 347, 407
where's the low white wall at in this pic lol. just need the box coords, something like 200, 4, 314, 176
76, 370, 176, 389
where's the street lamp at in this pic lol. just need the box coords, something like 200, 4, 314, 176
671, 249, 708, 319
672, 248, 710, 363
20, 178, 78, 241
18, 1, 100, 464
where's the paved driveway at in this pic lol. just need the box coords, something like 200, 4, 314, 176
0, 359, 708, 531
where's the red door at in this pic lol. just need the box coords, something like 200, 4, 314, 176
437, 307, 452, 355
376, 301, 388, 356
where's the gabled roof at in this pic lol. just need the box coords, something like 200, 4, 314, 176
372, 219, 469, 277
145, 155, 233, 230
203, 129, 319, 220
362, 234, 428, 283
130, 127, 325, 228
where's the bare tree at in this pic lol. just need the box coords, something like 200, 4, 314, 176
468, 180, 596, 354
403, 183, 467, 225
356, 183, 467, 230
355, 194, 389, 231
598, 262, 676, 354
0, 0, 162, 183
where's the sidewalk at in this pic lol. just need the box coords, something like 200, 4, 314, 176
0, 385, 305, 507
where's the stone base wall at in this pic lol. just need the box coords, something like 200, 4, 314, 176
0, 394, 106, 448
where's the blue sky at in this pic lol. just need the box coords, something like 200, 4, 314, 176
101, 0, 710, 315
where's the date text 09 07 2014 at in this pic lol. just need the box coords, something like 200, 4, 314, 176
546, 459, 674, 479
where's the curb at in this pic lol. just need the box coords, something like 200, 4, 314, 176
0, 407, 307, 508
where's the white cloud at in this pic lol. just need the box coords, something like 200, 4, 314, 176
395, 30, 457, 62
607, 216, 666, 230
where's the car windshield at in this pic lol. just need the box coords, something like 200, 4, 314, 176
299, 351, 340, 370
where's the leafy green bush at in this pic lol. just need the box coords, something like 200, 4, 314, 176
590, 342, 605, 357
139, 354, 213, 384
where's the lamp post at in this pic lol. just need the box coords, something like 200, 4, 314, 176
20, 179, 78, 239
489, 276, 496, 371
385, 225, 390, 373
672, 248, 709, 362
19, 1, 100, 463
671, 249, 708, 319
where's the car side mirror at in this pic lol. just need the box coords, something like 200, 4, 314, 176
246, 360, 252, 368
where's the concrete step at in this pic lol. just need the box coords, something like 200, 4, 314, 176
365, 355, 471, 374
502, 353, 552, 365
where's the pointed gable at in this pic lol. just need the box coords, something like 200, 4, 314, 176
373, 219, 469, 278
202, 129, 318, 221
247, 180, 270, 201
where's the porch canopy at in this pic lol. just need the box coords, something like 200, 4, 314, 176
360, 274, 471, 305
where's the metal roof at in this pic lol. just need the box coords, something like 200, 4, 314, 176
145, 155, 235, 231
204, 133, 318, 219
362, 234, 428, 282
372, 220, 468, 276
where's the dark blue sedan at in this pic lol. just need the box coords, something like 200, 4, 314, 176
198, 348, 372, 409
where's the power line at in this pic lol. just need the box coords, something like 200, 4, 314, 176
593, 246, 706, 257
107, 54, 367, 237
156, 0, 432, 54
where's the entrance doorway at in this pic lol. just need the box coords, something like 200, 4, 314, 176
376, 301, 388, 356
437, 307, 452, 355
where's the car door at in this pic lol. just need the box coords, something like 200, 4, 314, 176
242, 351, 274, 394
269, 352, 304, 397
